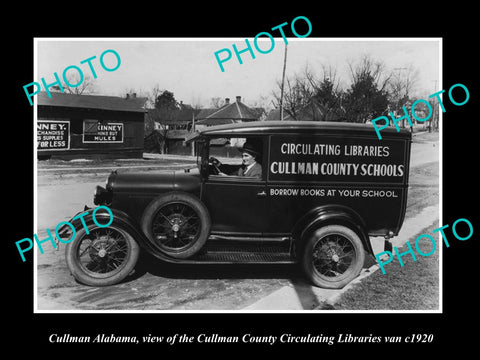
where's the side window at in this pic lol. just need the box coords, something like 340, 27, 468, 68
208, 136, 265, 181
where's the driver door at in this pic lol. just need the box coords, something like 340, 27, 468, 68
201, 137, 267, 236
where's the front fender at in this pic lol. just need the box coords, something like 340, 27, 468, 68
56, 206, 177, 262
292, 204, 373, 255
57, 206, 146, 242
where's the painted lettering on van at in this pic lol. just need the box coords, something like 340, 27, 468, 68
269, 161, 404, 177
269, 136, 407, 183
268, 187, 399, 198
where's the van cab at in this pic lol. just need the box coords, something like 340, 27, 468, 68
62, 121, 412, 289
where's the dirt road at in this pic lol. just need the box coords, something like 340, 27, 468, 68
34, 132, 439, 311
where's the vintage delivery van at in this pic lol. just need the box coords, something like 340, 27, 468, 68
61, 121, 412, 289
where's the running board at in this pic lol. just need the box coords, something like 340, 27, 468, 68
192, 239, 296, 264
208, 234, 290, 242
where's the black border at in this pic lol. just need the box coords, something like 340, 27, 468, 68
8, 5, 478, 353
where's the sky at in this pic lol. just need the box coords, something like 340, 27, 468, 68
35, 38, 441, 109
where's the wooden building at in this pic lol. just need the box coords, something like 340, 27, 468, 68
37, 92, 146, 159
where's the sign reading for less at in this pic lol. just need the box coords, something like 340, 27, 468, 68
37, 120, 70, 150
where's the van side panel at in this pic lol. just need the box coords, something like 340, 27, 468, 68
265, 134, 410, 237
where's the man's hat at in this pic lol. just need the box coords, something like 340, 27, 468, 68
238, 142, 260, 158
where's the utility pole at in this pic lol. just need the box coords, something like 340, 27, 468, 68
279, 44, 288, 121
191, 111, 196, 156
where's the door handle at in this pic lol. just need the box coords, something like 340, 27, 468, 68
257, 190, 267, 197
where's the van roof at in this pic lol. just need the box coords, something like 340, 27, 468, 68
186, 120, 411, 142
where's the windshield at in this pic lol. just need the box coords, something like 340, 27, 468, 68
195, 139, 206, 169
209, 137, 246, 164
203, 136, 265, 180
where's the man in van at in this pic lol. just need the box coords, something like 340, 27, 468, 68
213, 142, 262, 179
236, 142, 262, 178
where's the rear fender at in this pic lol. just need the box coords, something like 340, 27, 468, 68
292, 204, 373, 255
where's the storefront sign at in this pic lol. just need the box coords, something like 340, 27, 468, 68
37, 120, 70, 150
83, 121, 124, 143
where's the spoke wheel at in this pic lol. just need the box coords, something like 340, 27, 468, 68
65, 224, 139, 287
77, 228, 130, 276
302, 225, 365, 289
152, 202, 201, 253
312, 235, 356, 278
141, 192, 211, 259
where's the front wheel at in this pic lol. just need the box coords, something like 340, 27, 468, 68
301, 225, 365, 289
65, 224, 140, 286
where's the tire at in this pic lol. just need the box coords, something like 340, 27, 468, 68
65, 223, 140, 287
301, 225, 365, 289
141, 192, 211, 259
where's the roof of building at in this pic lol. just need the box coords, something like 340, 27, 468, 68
196, 96, 259, 125
196, 108, 218, 119
264, 108, 293, 121
177, 103, 200, 122
146, 103, 200, 124
37, 92, 147, 113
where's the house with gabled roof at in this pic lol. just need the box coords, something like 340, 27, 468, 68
195, 96, 260, 127
145, 95, 265, 154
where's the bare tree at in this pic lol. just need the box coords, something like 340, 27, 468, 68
272, 71, 314, 120
247, 94, 272, 116
305, 64, 344, 121
209, 97, 225, 109
142, 84, 165, 138
388, 64, 419, 112
273, 63, 345, 121
63, 74, 97, 95
347, 55, 392, 94
279, 44, 288, 120
144, 84, 163, 108
343, 55, 392, 123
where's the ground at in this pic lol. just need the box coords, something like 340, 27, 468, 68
34, 130, 439, 311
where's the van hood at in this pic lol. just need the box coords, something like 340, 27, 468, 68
107, 168, 201, 194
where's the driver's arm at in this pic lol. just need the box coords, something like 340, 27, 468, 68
209, 156, 227, 176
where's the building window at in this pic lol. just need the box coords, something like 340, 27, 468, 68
84, 119, 99, 134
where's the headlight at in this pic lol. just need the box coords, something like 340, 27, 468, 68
93, 185, 111, 205
105, 170, 117, 191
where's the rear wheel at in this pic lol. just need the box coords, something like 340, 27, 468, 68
302, 225, 365, 289
65, 224, 140, 286
141, 192, 210, 259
